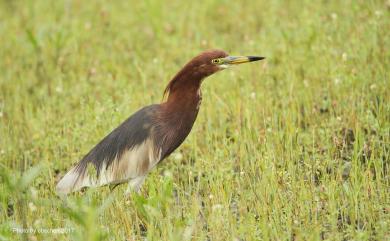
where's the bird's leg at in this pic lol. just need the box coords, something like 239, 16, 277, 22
125, 175, 146, 196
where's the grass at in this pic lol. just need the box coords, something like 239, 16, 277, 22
0, 0, 389, 240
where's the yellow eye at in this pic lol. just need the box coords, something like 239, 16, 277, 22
212, 59, 221, 64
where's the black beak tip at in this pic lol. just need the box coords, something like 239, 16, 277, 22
248, 56, 265, 62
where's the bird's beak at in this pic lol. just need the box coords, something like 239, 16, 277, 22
222, 56, 265, 65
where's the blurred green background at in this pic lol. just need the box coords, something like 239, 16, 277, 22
0, 0, 389, 240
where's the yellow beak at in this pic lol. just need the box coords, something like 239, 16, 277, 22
222, 56, 265, 65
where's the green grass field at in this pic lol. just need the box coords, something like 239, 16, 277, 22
1, 0, 389, 240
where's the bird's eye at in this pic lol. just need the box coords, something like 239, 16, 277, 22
212, 59, 221, 64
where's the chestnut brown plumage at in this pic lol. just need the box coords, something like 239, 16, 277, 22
56, 49, 264, 195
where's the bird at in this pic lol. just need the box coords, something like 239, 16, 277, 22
56, 49, 264, 195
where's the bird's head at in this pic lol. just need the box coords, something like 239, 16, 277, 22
164, 49, 265, 98
186, 49, 265, 77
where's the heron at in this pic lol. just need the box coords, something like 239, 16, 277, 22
56, 49, 265, 195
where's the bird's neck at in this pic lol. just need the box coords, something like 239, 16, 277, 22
165, 83, 202, 113
157, 79, 203, 159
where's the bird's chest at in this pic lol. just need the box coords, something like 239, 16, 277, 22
157, 103, 200, 159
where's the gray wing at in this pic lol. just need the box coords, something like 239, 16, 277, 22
56, 104, 161, 195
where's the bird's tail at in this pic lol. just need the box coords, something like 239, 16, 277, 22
56, 166, 92, 195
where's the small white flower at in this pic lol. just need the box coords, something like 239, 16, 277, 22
212, 204, 223, 211
303, 79, 309, 87
30, 188, 38, 200
28, 202, 37, 212
342, 53, 348, 61
55, 86, 63, 93
84, 22, 92, 30
164, 170, 172, 177
172, 152, 183, 162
